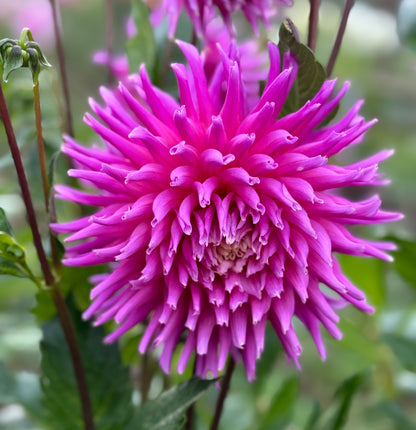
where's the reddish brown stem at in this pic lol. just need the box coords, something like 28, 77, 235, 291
210, 358, 235, 430
308, 0, 320, 52
326, 0, 355, 76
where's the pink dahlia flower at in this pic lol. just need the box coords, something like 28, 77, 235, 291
145, 0, 292, 38
53, 41, 401, 381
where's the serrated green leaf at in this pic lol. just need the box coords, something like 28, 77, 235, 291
258, 376, 298, 430
127, 0, 156, 74
126, 377, 214, 430
398, 0, 416, 52
383, 333, 416, 371
278, 22, 331, 120
40, 298, 133, 430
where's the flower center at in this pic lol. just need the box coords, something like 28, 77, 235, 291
208, 236, 254, 276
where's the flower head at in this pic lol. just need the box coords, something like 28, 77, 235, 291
145, 0, 292, 38
53, 41, 401, 381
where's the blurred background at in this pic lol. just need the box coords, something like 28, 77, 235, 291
0, 0, 415, 429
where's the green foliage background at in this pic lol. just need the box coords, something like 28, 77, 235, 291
0, 0, 416, 429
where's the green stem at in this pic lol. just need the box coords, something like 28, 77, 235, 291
33, 81, 50, 210
33, 80, 61, 271
307, 0, 320, 52
48, 0, 74, 137
210, 358, 235, 430
326, 0, 355, 76
0, 83, 95, 430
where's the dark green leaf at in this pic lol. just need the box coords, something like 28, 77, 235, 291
40, 298, 133, 430
126, 377, 214, 430
383, 333, 416, 371
398, 0, 416, 52
278, 21, 328, 119
127, 0, 156, 74
258, 376, 299, 430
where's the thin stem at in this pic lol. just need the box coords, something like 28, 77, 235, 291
49, 0, 74, 137
51, 288, 96, 430
33, 81, 50, 211
105, 0, 114, 85
326, 0, 355, 77
0, 84, 95, 430
210, 358, 235, 430
307, 0, 320, 52
0, 84, 54, 286
33, 81, 61, 271
185, 360, 197, 430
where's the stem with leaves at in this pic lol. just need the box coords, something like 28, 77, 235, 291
0, 83, 95, 430
210, 358, 236, 430
326, 0, 355, 76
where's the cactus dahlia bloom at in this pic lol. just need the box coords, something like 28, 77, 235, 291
53, 41, 401, 381
145, 0, 292, 37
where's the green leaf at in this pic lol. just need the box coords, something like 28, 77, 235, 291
0, 211, 39, 283
387, 237, 416, 287
338, 254, 386, 309
383, 333, 416, 371
278, 21, 329, 119
398, 0, 416, 52
126, 377, 215, 430
378, 401, 416, 430
0, 207, 13, 235
126, 0, 156, 74
258, 376, 299, 430
40, 298, 133, 430
325, 372, 367, 430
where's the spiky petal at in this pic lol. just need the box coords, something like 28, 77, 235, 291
53, 41, 401, 381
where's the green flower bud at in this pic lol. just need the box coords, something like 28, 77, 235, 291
0, 28, 51, 84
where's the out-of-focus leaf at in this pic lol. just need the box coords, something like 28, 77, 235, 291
398, 0, 416, 52
32, 264, 101, 322
0, 362, 43, 423
127, 0, 156, 74
40, 298, 133, 430
338, 254, 386, 309
125, 377, 214, 430
325, 372, 367, 430
387, 237, 416, 287
383, 333, 416, 371
278, 21, 329, 119
378, 401, 416, 430
258, 376, 298, 430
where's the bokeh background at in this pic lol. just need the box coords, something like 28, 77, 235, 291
0, 0, 415, 429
